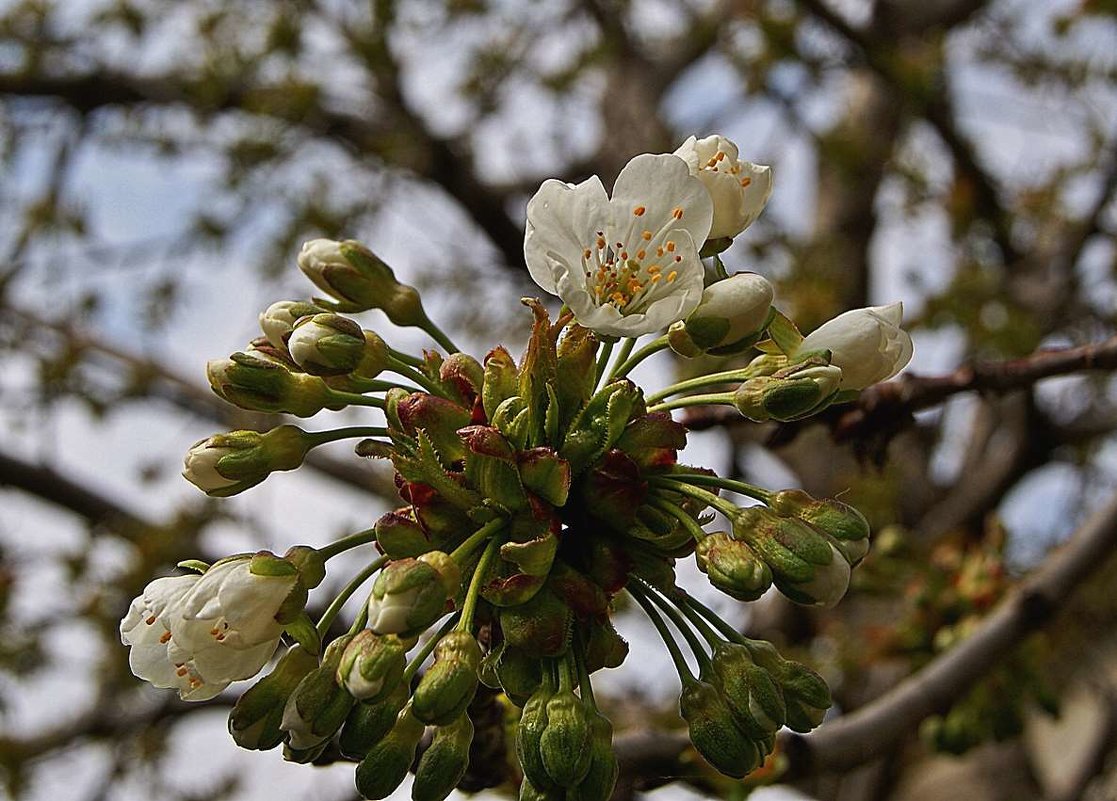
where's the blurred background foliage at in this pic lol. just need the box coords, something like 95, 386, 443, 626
1, 1, 1117, 800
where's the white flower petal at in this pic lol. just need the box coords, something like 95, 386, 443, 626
524, 176, 610, 294
797, 302, 912, 390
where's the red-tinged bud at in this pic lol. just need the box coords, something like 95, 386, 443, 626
517, 448, 571, 507
374, 509, 432, 559
581, 450, 647, 531
439, 352, 485, 408
500, 586, 572, 658
616, 412, 688, 469
482, 346, 519, 422
459, 425, 529, 512
396, 393, 472, 463
554, 324, 598, 427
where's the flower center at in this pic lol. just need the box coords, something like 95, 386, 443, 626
581, 205, 686, 312
702, 149, 751, 187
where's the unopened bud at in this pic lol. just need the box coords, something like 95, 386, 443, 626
733, 364, 842, 422
539, 688, 593, 788
228, 645, 319, 750
734, 508, 851, 607
298, 239, 432, 329
367, 552, 461, 636
338, 681, 410, 760
412, 713, 475, 801
280, 635, 356, 752
516, 677, 557, 791
207, 351, 335, 417
259, 300, 325, 348
695, 532, 774, 602
500, 587, 572, 658
337, 631, 406, 702
668, 273, 774, 357
709, 643, 785, 737
374, 509, 432, 559
680, 680, 761, 778
288, 313, 366, 376
482, 346, 519, 422
745, 640, 831, 734
439, 352, 485, 408
183, 425, 313, 496
769, 489, 871, 565
354, 704, 426, 800
488, 644, 543, 707
412, 630, 482, 725
567, 710, 617, 801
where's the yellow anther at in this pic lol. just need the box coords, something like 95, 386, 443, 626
583, 248, 591, 260
596, 236, 606, 249
159, 630, 172, 644
666, 241, 676, 252
650, 274, 662, 283
667, 270, 678, 282
176, 666, 189, 677
145, 615, 157, 626
671, 207, 684, 220
633, 205, 646, 216
641, 230, 652, 240
636, 249, 646, 260
740, 177, 752, 187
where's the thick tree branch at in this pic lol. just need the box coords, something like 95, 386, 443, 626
783, 487, 1117, 774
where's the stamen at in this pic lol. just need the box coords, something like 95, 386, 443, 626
159, 631, 172, 644
671, 207, 684, 220
583, 248, 591, 259
176, 666, 189, 677
740, 177, 752, 187
667, 271, 678, 282
596, 236, 606, 249
636, 249, 646, 260
145, 615, 157, 626
633, 205, 646, 216
641, 230, 652, 240
666, 241, 676, 253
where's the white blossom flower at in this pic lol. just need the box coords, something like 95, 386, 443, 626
669, 272, 774, 356
182, 438, 241, 493
674, 135, 772, 240
796, 302, 913, 390
119, 558, 298, 701
524, 153, 713, 337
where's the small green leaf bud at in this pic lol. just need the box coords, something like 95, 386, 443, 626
374, 509, 432, 559
539, 688, 593, 788
228, 645, 319, 751
287, 313, 366, 376
695, 532, 774, 602
338, 681, 410, 760
412, 713, 475, 801
367, 552, 461, 636
207, 351, 335, 417
516, 676, 557, 791
709, 642, 785, 737
679, 680, 761, 779
337, 630, 407, 702
354, 704, 426, 800
482, 346, 520, 422
182, 425, 314, 496
259, 300, 326, 348
280, 635, 356, 751
668, 272, 774, 357
733, 364, 842, 422
567, 710, 618, 801
412, 630, 483, 725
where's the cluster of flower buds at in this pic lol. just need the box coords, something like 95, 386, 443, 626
123, 135, 914, 798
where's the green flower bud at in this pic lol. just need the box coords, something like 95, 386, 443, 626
459, 425, 529, 512
500, 587, 572, 658
745, 640, 831, 734
412, 630, 483, 725
733, 508, 851, 607
280, 635, 356, 751
207, 351, 335, 417
374, 509, 432, 559
488, 644, 542, 707
367, 552, 461, 636
287, 313, 366, 376
567, 710, 617, 801
298, 239, 431, 329
769, 489, 871, 565
259, 300, 326, 348
518, 777, 563, 801
337, 630, 407, 702
354, 704, 426, 800
709, 643, 785, 737
695, 532, 774, 602
516, 447, 571, 507
539, 688, 593, 788
183, 425, 314, 496
583, 620, 629, 673
732, 364, 842, 422
516, 675, 557, 791
228, 645, 319, 750
679, 680, 761, 779
667, 272, 774, 357
412, 713, 475, 801
338, 681, 410, 760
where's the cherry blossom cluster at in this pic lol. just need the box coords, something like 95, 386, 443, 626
122, 134, 911, 800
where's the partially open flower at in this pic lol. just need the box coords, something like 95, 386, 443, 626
525, 153, 713, 336
182, 426, 313, 497
673, 135, 772, 241
796, 302, 913, 390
